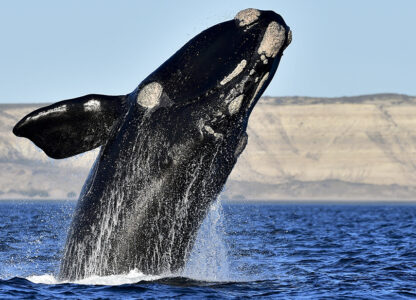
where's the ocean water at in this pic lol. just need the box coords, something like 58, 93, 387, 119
0, 200, 415, 299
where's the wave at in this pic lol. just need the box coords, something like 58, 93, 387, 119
27, 269, 162, 286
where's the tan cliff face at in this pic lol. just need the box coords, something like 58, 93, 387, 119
1, 93, 416, 201
235, 94, 416, 186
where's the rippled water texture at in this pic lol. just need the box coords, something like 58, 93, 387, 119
0, 201, 416, 299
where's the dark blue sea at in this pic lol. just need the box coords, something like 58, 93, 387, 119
0, 200, 416, 299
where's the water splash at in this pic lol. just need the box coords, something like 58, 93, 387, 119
28, 269, 161, 286
28, 198, 230, 285
182, 199, 230, 281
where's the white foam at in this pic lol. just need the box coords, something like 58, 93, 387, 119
27, 274, 58, 285
27, 269, 162, 286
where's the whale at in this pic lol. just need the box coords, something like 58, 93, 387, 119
13, 8, 291, 280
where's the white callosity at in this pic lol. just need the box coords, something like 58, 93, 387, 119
204, 125, 215, 135
220, 60, 247, 86
249, 72, 269, 108
228, 95, 244, 115
260, 54, 268, 65
258, 22, 286, 58
221, 69, 251, 116
204, 125, 223, 139
84, 100, 101, 112
137, 82, 163, 108
234, 8, 260, 27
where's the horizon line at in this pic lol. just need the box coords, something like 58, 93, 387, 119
1, 92, 415, 106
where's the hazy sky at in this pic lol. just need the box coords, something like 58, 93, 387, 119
0, 0, 415, 103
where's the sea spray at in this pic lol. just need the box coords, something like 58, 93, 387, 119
27, 199, 231, 285
183, 199, 230, 281
28, 198, 230, 285
28, 269, 161, 286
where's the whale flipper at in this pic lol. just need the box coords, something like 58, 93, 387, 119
13, 94, 128, 159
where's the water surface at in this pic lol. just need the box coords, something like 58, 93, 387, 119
0, 200, 415, 299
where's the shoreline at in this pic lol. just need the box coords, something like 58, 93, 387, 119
2, 198, 416, 205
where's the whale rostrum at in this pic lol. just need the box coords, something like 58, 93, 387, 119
13, 8, 291, 280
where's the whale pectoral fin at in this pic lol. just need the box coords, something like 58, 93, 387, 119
13, 94, 128, 159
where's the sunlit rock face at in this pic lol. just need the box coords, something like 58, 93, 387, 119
227, 94, 416, 201
3, 94, 416, 202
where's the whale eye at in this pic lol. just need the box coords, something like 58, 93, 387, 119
234, 8, 260, 27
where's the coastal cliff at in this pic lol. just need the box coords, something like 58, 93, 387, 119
1, 93, 416, 201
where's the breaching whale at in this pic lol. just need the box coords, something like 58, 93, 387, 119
13, 8, 291, 280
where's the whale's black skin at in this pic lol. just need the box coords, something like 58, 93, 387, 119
13, 9, 291, 280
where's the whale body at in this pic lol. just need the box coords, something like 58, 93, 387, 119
13, 8, 291, 280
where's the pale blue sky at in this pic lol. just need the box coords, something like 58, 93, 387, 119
0, 0, 415, 103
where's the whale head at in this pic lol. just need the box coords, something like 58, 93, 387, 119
134, 8, 291, 126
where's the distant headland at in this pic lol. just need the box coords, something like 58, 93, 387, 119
2, 93, 416, 201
